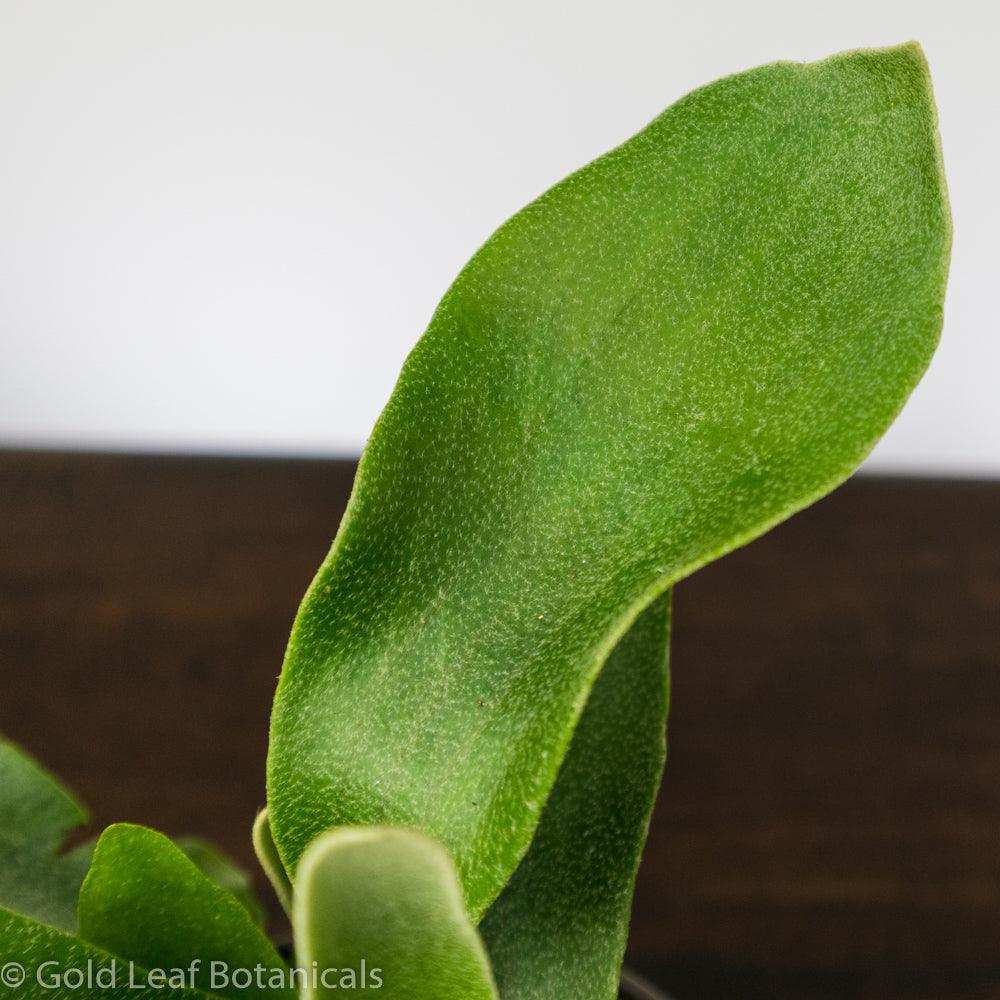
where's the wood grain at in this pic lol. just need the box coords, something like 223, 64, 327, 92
1, 452, 998, 999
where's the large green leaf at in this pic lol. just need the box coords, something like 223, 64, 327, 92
294, 827, 498, 1000
0, 738, 93, 932
268, 39, 949, 932
480, 595, 670, 1000
78, 824, 293, 1000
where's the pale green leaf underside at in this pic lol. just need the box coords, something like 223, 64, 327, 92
294, 827, 498, 1000
268, 38, 950, 932
252, 810, 293, 916
0, 738, 93, 933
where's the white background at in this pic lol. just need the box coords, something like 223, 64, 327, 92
0, 1, 995, 473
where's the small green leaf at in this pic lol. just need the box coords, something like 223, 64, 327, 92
0, 906, 213, 1000
252, 810, 292, 916
0, 738, 93, 932
294, 827, 499, 1000
78, 824, 294, 1000
481, 595, 670, 1000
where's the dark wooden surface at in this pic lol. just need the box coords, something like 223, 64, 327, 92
1, 451, 998, 1000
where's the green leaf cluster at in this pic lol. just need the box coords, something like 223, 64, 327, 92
0, 739, 288, 999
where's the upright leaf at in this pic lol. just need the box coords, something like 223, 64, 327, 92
294, 827, 498, 1000
0, 738, 93, 932
268, 42, 950, 926
480, 595, 670, 1000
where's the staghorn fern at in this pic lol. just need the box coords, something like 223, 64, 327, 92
0, 42, 949, 1000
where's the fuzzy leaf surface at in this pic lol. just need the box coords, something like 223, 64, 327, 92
294, 827, 498, 1000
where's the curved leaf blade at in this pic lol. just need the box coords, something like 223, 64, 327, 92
268, 42, 950, 919
294, 827, 498, 1000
